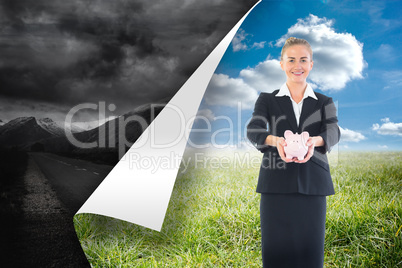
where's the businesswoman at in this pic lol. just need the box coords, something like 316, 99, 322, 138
247, 37, 340, 268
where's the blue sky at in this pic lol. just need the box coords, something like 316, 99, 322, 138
190, 0, 402, 151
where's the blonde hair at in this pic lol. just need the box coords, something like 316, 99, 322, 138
280, 37, 313, 61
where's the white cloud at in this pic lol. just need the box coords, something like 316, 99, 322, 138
240, 57, 286, 93
195, 109, 215, 122
276, 14, 365, 91
232, 29, 266, 52
364, 1, 402, 30
339, 127, 366, 142
232, 29, 249, 52
376, 44, 394, 60
378, 145, 388, 149
382, 71, 402, 89
206, 14, 365, 110
204, 74, 258, 109
372, 118, 402, 136
252, 41, 266, 49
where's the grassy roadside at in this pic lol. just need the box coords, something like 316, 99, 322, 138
74, 151, 402, 267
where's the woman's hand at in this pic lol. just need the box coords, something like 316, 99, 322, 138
276, 137, 295, 163
294, 136, 324, 163
264, 135, 294, 162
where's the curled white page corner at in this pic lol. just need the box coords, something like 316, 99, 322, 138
75, 0, 262, 232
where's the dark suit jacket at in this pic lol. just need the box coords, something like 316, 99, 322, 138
246, 90, 340, 196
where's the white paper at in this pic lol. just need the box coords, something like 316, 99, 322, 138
76, 0, 262, 231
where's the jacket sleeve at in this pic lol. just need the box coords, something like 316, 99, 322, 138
247, 93, 271, 153
317, 97, 341, 154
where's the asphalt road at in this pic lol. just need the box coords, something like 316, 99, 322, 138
2, 152, 114, 267
31, 152, 113, 216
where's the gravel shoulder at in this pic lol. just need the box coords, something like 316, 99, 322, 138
3, 155, 91, 267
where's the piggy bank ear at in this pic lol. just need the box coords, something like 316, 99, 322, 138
301, 131, 309, 142
284, 130, 293, 139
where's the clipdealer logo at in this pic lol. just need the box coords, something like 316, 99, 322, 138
63, 100, 339, 168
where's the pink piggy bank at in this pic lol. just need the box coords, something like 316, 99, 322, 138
283, 130, 309, 160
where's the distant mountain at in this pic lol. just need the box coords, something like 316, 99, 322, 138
0, 119, 5, 126
62, 122, 89, 134
0, 99, 168, 160
37, 118, 65, 137
0, 117, 65, 149
73, 101, 167, 154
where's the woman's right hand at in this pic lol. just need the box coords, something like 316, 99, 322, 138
265, 135, 294, 163
276, 137, 294, 163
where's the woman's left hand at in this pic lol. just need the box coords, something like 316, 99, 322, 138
294, 136, 323, 163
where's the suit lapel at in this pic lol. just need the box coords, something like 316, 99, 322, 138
299, 97, 319, 132
275, 96, 298, 132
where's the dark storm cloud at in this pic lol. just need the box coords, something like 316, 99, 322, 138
0, 0, 258, 117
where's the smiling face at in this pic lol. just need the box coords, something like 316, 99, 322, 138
280, 44, 313, 86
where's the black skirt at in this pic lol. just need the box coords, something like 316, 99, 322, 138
260, 193, 327, 268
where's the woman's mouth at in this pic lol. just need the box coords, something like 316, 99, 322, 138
292, 71, 304, 76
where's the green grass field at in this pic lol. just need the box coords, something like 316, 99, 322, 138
74, 151, 402, 267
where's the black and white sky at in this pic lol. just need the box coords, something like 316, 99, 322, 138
0, 0, 258, 127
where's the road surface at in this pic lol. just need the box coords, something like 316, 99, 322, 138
31, 152, 113, 215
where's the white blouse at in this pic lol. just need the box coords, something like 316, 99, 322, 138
275, 83, 317, 127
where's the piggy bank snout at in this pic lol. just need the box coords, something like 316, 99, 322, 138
288, 140, 302, 150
